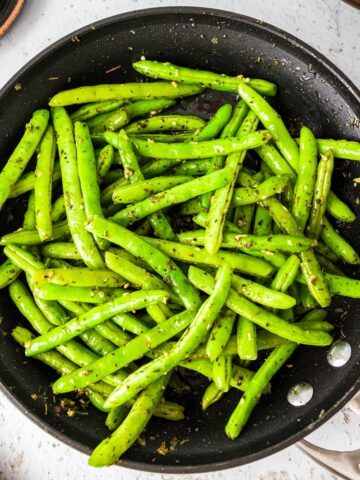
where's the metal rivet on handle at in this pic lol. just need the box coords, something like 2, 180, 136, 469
287, 382, 314, 407
327, 340, 352, 368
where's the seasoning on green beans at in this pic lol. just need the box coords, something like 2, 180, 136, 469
0, 110, 49, 211
133, 59, 278, 97
49, 82, 204, 106
2, 61, 360, 465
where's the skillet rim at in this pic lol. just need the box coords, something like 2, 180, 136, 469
0, 6, 359, 473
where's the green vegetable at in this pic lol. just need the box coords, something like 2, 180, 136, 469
0, 110, 49, 211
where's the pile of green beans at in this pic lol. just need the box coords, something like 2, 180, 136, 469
1, 58, 360, 468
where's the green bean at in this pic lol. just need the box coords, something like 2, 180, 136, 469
125, 114, 205, 134
89, 373, 170, 467
256, 142, 355, 223
13, 327, 114, 400
57, 300, 119, 356
297, 272, 360, 298
307, 151, 334, 239
182, 359, 258, 395
33, 284, 124, 304
112, 175, 192, 204
96, 145, 114, 183
316, 240, 340, 262
9, 280, 106, 367
33, 124, 56, 241
52, 107, 104, 267
188, 266, 332, 346
142, 236, 274, 278
106, 246, 152, 270
230, 175, 290, 208
299, 284, 318, 311
86, 391, 110, 412
111, 312, 150, 336
253, 205, 273, 235
52, 309, 194, 393
193, 212, 241, 233
9, 162, 61, 199
101, 176, 127, 205
154, 399, 185, 421
132, 132, 193, 143
0, 110, 49, 211
299, 249, 332, 307
104, 130, 271, 159
51, 195, 66, 222
75, 121, 108, 250
255, 144, 297, 181
231, 274, 296, 309
104, 99, 176, 131
146, 303, 169, 324
237, 82, 299, 171
316, 252, 344, 275
233, 204, 255, 234
300, 308, 328, 323
3, 246, 70, 327
178, 198, 205, 215
40, 242, 81, 260
31, 268, 125, 288
111, 167, 232, 226
95, 320, 133, 349
105, 405, 130, 430
270, 255, 300, 292
70, 100, 126, 122
202, 382, 224, 410
316, 138, 360, 161
142, 158, 195, 178
326, 191, 356, 223
26, 289, 169, 356
213, 355, 232, 392
191, 104, 232, 141
49, 82, 203, 106
225, 342, 297, 439
23, 191, 38, 231
0, 259, 21, 289
260, 196, 331, 307
178, 229, 314, 253
320, 217, 360, 264
189, 314, 332, 360
93, 216, 203, 309
88, 100, 162, 132
170, 159, 212, 176
200, 101, 249, 209
12, 326, 76, 375
104, 251, 179, 303
104, 264, 233, 408
291, 127, 318, 231
237, 316, 257, 361
206, 310, 237, 361
0, 220, 70, 245
205, 110, 259, 254
133, 60, 277, 97
134, 217, 152, 236
116, 129, 176, 240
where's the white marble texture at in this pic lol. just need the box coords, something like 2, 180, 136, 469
0, 1, 359, 479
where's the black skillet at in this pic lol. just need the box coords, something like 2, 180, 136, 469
0, 7, 360, 474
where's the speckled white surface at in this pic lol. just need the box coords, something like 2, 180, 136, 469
0, 1, 359, 479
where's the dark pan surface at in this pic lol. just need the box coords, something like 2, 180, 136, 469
0, 7, 360, 473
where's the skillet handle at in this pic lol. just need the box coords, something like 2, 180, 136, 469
297, 391, 360, 480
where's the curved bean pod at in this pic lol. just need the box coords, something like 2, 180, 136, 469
1, 109, 49, 211
49, 82, 203, 106
132, 60, 277, 96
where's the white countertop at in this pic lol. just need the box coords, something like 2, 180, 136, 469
0, 1, 359, 479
